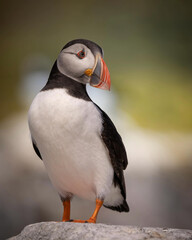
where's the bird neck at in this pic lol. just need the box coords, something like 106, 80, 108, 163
41, 61, 91, 101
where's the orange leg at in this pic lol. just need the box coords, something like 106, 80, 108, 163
62, 199, 70, 222
71, 199, 103, 223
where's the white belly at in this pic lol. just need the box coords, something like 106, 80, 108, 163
28, 89, 113, 201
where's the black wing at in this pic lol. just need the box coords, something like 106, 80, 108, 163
32, 140, 42, 160
95, 104, 128, 201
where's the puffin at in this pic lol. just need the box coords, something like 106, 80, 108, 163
28, 39, 129, 223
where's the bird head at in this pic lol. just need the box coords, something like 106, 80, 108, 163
57, 39, 111, 90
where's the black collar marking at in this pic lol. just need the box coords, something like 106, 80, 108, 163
41, 62, 91, 102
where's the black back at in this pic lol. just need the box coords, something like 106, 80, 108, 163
95, 104, 129, 212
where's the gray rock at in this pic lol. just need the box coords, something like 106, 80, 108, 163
9, 222, 192, 240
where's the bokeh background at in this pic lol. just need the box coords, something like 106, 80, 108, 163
0, 0, 192, 239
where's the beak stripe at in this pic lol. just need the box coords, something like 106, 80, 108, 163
89, 56, 111, 91
100, 58, 110, 90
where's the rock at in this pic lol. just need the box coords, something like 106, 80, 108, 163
9, 222, 192, 240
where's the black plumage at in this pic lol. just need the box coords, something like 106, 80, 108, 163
32, 141, 42, 160
41, 62, 91, 101
95, 105, 129, 212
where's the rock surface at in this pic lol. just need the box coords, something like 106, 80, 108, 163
9, 222, 192, 240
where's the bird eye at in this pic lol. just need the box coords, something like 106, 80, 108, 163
76, 50, 85, 59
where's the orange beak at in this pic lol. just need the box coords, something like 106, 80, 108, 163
85, 55, 111, 91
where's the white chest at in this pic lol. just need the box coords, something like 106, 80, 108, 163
29, 89, 101, 140
28, 89, 113, 200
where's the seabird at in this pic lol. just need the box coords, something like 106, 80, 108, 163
28, 39, 129, 223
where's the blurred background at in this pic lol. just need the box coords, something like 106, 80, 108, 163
0, 0, 192, 239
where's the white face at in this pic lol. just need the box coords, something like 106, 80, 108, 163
57, 43, 95, 84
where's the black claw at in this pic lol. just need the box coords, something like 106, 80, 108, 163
85, 221, 88, 223
69, 219, 74, 222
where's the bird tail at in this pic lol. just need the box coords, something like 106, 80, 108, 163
103, 199, 129, 212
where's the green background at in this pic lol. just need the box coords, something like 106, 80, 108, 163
1, 0, 192, 131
